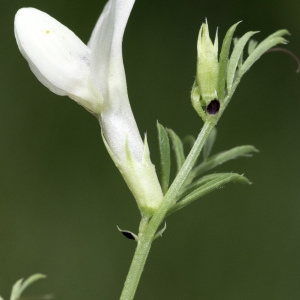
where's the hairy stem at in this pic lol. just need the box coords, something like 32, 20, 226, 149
120, 119, 216, 300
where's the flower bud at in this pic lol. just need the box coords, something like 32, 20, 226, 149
196, 21, 219, 106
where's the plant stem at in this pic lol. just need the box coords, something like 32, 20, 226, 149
119, 119, 216, 300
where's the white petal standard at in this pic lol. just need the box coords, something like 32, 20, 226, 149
87, 0, 144, 163
15, 8, 103, 114
88, 0, 134, 103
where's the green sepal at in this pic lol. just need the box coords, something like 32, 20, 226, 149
10, 274, 46, 300
227, 31, 258, 92
191, 80, 206, 121
153, 222, 167, 241
167, 128, 185, 174
239, 30, 289, 79
168, 173, 250, 216
188, 145, 258, 181
203, 127, 217, 160
217, 21, 241, 100
157, 122, 171, 194
101, 132, 163, 216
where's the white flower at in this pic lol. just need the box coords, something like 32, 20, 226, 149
14, 0, 163, 215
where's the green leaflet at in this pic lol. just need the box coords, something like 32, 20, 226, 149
180, 173, 232, 198
10, 274, 46, 300
239, 30, 289, 79
167, 128, 185, 174
157, 122, 171, 194
168, 173, 250, 216
227, 31, 258, 93
188, 145, 258, 182
217, 21, 241, 100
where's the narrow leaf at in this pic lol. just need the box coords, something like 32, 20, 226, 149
239, 30, 289, 79
189, 145, 258, 181
168, 173, 250, 216
157, 122, 171, 194
217, 21, 241, 100
227, 31, 258, 92
10, 274, 46, 300
203, 127, 217, 160
167, 128, 185, 174
178, 173, 232, 200
265, 29, 290, 40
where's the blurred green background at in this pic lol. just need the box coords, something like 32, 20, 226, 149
1, 0, 300, 299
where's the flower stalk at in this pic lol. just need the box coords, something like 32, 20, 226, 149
120, 119, 217, 300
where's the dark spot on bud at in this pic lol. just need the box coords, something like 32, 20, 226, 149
206, 99, 220, 114
121, 231, 136, 240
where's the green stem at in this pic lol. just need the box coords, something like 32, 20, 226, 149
119, 119, 217, 300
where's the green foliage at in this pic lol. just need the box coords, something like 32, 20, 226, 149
157, 125, 256, 216
0, 274, 46, 300
239, 30, 289, 79
166, 128, 185, 174
168, 173, 250, 215
188, 145, 258, 182
217, 21, 241, 100
192, 21, 289, 121
227, 31, 258, 93
157, 122, 171, 195
224, 28, 289, 104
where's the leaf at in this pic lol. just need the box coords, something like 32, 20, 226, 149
179, 173, 232, 198
227, 31, 258, 93
10, 274, 46, 300
203, 127, 217, 160
167, 128, 185, 174
239, 30, 289, 79
189, 145, 258, 181
168, 173, 250, 215
248, 39, 258, 55
217, 21, 241, 100
157, 122, 171, 194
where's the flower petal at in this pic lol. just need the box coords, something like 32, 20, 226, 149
88, 0, 135, 106
15, 8, 103, 114
89, 0, 144, 163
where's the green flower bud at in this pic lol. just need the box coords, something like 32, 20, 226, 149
196, 20, 219, 106
192, 20, 289, 122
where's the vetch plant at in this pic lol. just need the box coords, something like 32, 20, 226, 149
8, 0, 297, 299
14, 2, 163, 217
